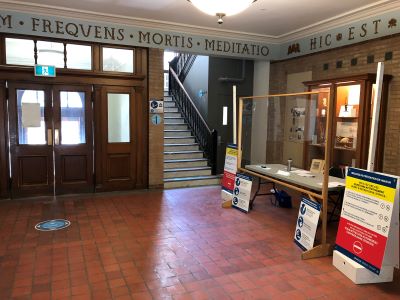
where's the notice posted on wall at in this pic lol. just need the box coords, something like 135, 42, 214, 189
335, 168, 399, 275
294, 197, 321, 251
221, 144, 238, 206
232, 173, 253, 213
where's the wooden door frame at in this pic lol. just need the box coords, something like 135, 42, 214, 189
0, 80, 9, 198
95, 85, 148, 191
0, 45, 148, 196
8, 81, 54, 197
53, 84, 94, 194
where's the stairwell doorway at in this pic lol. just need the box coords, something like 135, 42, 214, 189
163, 51, 220, 188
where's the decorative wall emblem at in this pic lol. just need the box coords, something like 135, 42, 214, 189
388, 18, 397, 28
287, 43, 300, 55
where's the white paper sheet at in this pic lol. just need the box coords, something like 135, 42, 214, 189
22, 103, 41, 127
317, 181, 344, 187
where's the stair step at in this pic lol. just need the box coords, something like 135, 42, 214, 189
164, 107, 179, 113
164, 137, 195, 144
164, 112, 182, 118
164, 117, 185, 124
163, 101, 176, 108
164, 158, 208, 169
164, 150, 203, 159
164, 130, 192, 137
164, 166, 211, 179
164, 95, 173, 101
164, 175, 221, 189
165, 124, 188, 130
164, 143, 199, 151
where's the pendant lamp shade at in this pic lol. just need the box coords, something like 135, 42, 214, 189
189, 0, 257, 17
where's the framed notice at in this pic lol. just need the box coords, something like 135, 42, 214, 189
310, 159, 324, 174
335, 168, 399, 275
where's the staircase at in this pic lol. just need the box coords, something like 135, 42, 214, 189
164, 94, 221, 188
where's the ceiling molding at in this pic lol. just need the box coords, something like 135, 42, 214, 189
0, 0, 279, 43
0, 0, 398, 44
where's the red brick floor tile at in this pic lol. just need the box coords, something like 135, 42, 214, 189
0, 187, 399, 300
131, 291, 153, 299
51, 287, 71, 299
111, 286, 130, 297
71, 284, 91, 296
11, 286, 32, 298
31, 291, 51, 300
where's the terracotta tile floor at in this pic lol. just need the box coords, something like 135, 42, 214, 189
0, 186, 399, 300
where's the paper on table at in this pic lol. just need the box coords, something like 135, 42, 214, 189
291, 170, 315, 177
317, 182, 344, 187
298, 173, 315, 177
277, 170, 290, 176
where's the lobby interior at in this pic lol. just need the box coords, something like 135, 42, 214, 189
0, 0, 400, 299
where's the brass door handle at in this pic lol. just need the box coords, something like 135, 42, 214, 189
54, 129, 59, 145
47, 129, 52, 145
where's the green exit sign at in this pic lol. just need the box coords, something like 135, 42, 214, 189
34, 65, 56, 77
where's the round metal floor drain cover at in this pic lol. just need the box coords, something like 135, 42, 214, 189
35, 219, 71, 231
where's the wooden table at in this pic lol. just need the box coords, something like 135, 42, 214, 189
241, 164, 346, 259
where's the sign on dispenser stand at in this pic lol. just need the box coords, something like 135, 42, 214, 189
333, 168, 399, 283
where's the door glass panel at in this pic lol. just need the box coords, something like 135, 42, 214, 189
6, 38, 35, 66
60, 91, 86, 144
66, 44, 92, 70
17, 89, 46, 145
37, 41, 65, 68
102, 48, 134, 73
107, 93, 130, 143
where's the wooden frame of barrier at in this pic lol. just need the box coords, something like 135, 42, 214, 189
237, 91, 335, 259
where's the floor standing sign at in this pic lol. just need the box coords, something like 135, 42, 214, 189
294, 197, 321, 251
232, 173, 253, 213
333, 167, 399, 283
221, 144, 238, 207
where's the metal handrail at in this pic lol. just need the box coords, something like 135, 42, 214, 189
168, 66, 218, 174
169, 67, 212, 134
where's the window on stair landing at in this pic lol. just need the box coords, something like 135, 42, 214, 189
164, 51, 178, 92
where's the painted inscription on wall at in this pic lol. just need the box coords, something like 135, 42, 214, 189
281, 10, 400, 59
0, 9, 400, 60
0, 11, 274, 59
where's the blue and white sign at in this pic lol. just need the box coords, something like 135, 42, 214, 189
151, 114, 162, 125
294, 197, 321, 251
34, 64, 56, 77
150, 100, 163, 113
35, 219, 70, 231
232, 173, 253, 213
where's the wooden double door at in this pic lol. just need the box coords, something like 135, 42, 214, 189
8, 82, 93, 197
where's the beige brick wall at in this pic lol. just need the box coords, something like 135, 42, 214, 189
148, 48, 164, 188
270, 35, 400, 176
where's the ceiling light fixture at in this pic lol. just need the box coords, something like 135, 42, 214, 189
188, 0, 257, 24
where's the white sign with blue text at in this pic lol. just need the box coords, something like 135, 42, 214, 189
294, 197, 321, 251
232, 173, 252, 213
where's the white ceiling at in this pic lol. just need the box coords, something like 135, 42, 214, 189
1, 0, 398, 41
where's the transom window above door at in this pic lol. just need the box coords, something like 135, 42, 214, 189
6, 37, 92, 70
5, 37, 136, 74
